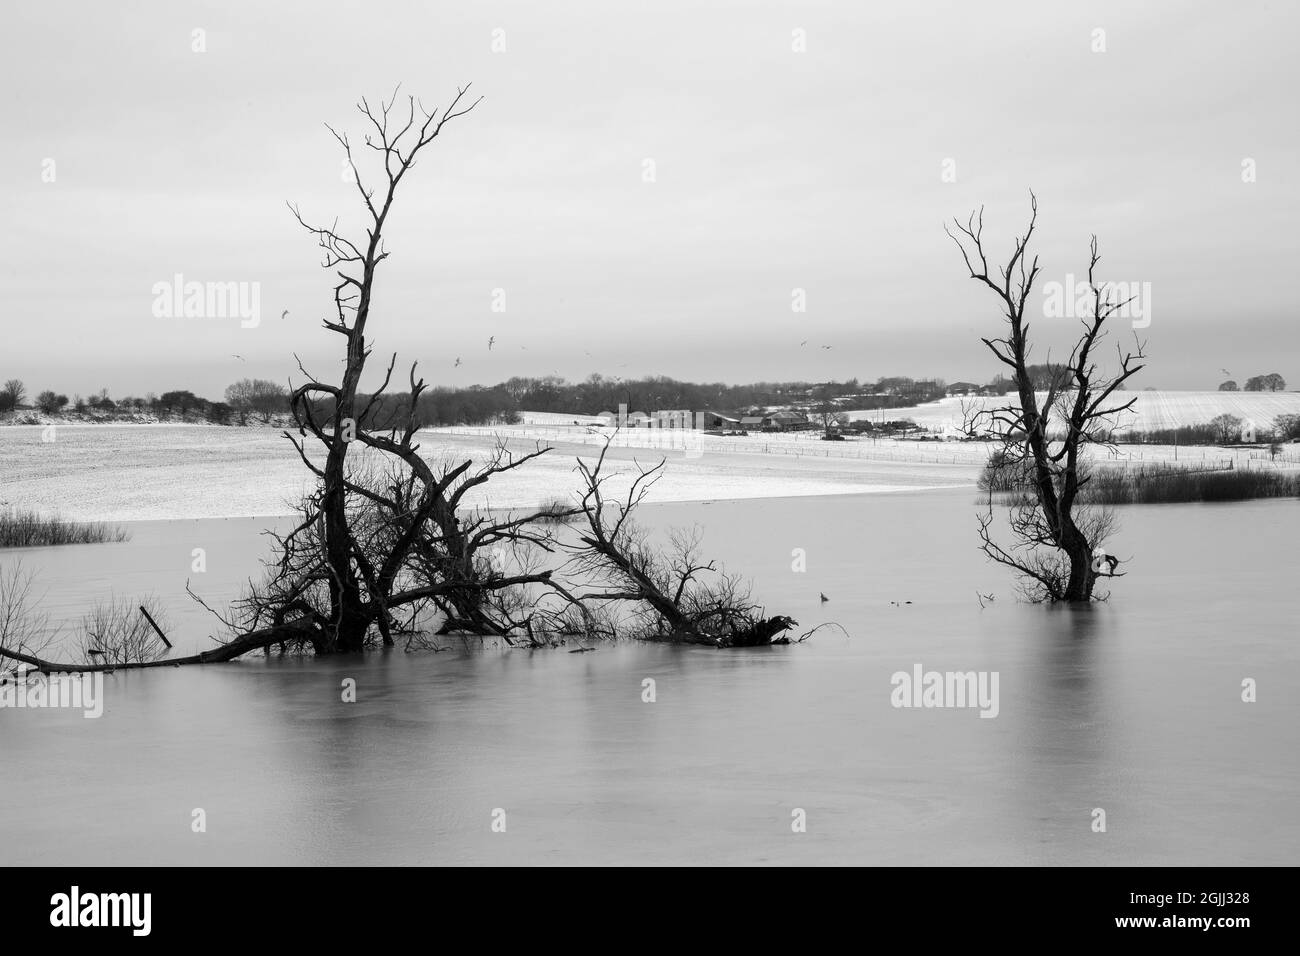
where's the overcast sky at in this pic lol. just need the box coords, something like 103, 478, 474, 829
3, 0, 1297, 399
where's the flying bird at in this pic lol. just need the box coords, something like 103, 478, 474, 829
819, 592, 829, 603
281, 309, 289, 320
454, 357, 461, 368
821, 345, 832, 350
1220, 368, 1231, 376
232, 354, 245, 361
488, 336, 495, 350
800, 340, 808, 347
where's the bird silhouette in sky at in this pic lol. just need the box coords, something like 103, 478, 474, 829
454, 357, 461, 368
821, 345, 832, 350
1220, 368, 1231, 376
232, 354, 245, 361
800, 340, 808, 346
281, 309, 289, 320
488, 336, 495, 350
820, 592, 829, 603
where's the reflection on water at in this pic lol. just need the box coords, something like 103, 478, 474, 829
1, 490, 1296, 865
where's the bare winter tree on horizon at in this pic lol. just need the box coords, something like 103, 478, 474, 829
947, 193, 1146, 602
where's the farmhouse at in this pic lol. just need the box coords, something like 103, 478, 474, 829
762, 410, 812, 431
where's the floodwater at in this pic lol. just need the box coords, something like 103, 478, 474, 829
1, 489, 1297, 865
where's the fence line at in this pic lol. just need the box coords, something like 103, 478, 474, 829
421, 426, 1300, 471
421, 426, 990, 465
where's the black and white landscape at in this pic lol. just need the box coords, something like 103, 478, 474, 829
1, 1, 1297, 880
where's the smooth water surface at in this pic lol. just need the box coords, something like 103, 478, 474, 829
2, 490, 1296, 865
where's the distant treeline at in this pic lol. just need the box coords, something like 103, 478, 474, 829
0, 378, 289, 425
1218, 373, 1286, 392
289, 374, 952, 429
981, 367, 1287, 394
7, 370, 1298, 437
6, 365, 1291, 431
2, 374, 955, 428
341, 374, 953, 427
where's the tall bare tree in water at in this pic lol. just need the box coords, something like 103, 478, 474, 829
946, 194, 1145, 602
285, 86, 485, 652
280, 87, 583, 654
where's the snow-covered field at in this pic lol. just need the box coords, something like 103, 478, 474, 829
4, 407, 1296, 523
0, 424, 980, 523
846, 390, 1300, 435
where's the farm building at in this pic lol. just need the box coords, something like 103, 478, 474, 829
700, 411, 743, 429
653, 409, 693, 428
762, 410, 811, 430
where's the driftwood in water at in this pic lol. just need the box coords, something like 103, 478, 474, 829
1, 620, 319, 675
715, 615, 798, 648
662, 615, 798, 648
139, 605, 172, 648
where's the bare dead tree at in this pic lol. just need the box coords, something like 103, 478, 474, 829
281, 84, 484, 652
564, 436, 797, 646
946, 193, 1145, 602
